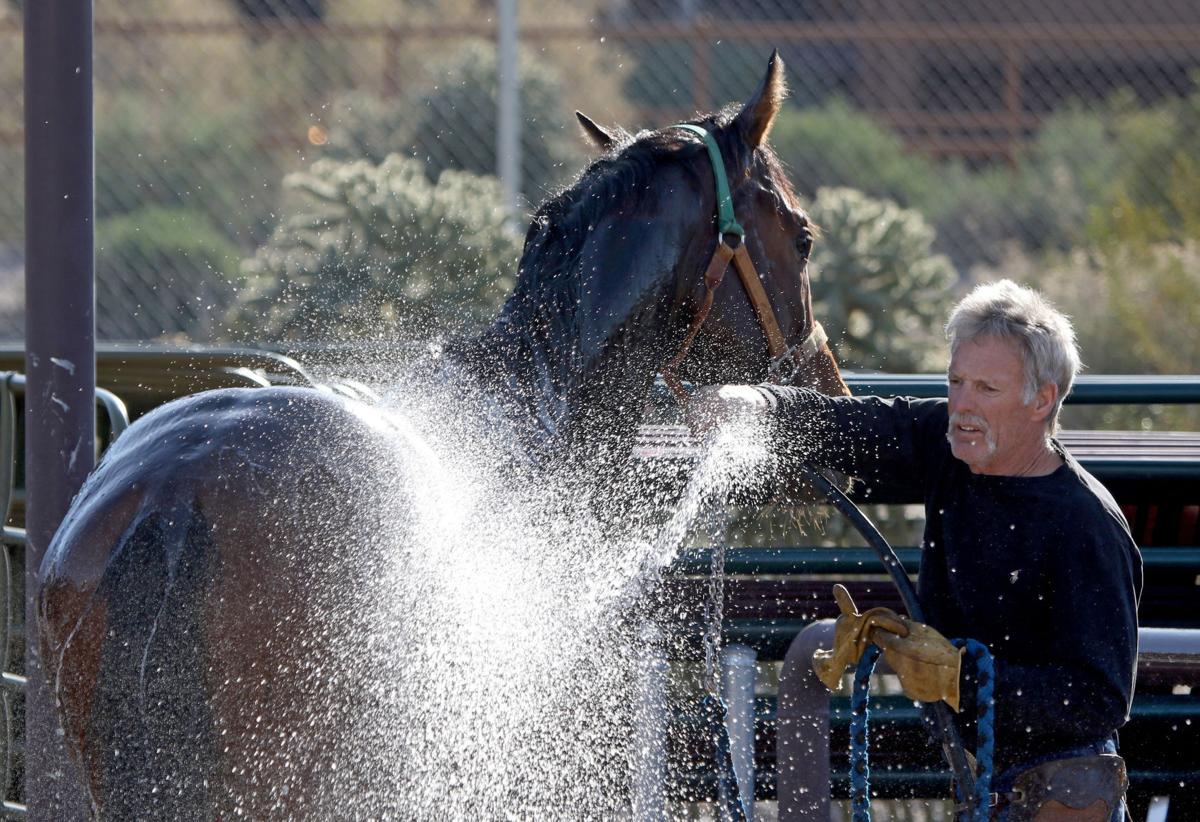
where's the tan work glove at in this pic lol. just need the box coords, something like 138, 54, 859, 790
812, 584, 908, 690
812, 584, 964, 712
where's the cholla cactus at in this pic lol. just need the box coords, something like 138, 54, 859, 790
230, 155, 521, 341
808, 187, 958, 372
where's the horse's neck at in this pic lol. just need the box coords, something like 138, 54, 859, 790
452, 307, 663, 467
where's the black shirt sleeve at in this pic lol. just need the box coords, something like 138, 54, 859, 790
753, 385, 949, 493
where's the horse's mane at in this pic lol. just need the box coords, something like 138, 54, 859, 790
492, 106, 797, 337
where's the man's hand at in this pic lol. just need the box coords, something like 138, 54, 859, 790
687, 384, 773, 437
812, 584, 964, 711
872, 618, 964, 712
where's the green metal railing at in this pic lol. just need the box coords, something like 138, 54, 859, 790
843, 372, 1200, 404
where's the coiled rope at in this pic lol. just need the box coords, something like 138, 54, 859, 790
848, 640, 996, 822
953, 639, 996, 822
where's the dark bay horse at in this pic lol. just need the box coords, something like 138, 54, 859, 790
40, 54, 848, 819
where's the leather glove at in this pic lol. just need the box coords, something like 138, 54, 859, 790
812, 584, 964, 712
812, 584, 908, 690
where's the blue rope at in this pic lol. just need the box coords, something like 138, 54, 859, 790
701, 693, 748, 822
952, 639, 996, 822
846, 640, 996, 822
849, 644, 882, 822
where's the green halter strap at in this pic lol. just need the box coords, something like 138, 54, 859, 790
672, 124, 745, 240
660, 120, 831, 402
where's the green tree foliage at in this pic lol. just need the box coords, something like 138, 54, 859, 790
771, 98, 935, 207
319, 42, 584, 207
96, 206, 241, 340
808, 187, 957, 372
228, 155, 521, 342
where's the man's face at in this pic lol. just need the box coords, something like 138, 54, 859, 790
946, 335, 1053, 475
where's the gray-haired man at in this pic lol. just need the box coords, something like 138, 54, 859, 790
704, 280, 1141, 820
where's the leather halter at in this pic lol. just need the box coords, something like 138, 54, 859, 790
660, 124, 827, 401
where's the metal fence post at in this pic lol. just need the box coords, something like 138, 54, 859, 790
496, 0, 521, 223
24, 0, 97, 817
722, 642, 758, 821
778, 620, 835, 822
631, 622, 667, 822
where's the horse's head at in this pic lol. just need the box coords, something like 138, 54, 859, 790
473, 53, 847, 460
575, 51, 849, 398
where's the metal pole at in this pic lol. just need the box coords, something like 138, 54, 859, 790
721, 643, 757, 822
777, 620, 835, 821
630, 622, 667, 822
24, 0, 97, 817
496, 0, 521, 223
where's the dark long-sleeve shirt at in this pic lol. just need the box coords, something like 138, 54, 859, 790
757, 388, 1143, 769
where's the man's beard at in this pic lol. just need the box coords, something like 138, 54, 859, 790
947, 412, 997, 458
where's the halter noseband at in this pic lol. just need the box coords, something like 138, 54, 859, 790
660, 124, 827, 400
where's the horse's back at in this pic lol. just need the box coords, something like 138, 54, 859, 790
40, 385, 423, 818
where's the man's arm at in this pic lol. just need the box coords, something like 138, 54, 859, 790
705, 385, 949, 489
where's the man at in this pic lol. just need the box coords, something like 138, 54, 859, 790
703, 280, 1141, 819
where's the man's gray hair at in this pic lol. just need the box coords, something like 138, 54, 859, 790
945, 279, 1081, 428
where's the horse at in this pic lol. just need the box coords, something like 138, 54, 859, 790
39, 52, 849, 819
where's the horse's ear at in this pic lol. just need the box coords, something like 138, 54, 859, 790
576, 111, 617, 151
734, 50, 787, 148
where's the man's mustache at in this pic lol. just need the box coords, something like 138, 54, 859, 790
948, 412, 989, 433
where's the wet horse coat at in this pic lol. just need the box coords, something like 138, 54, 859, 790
40, 54, 848, 818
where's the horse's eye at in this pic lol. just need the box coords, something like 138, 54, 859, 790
795, 230, 813, 258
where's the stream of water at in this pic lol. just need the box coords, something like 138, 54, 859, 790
321, 371, 771, 817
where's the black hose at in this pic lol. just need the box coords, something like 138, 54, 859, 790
800, 464, 981, 815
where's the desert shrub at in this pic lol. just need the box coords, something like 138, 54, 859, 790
95, 93, 281, 243
915, 108, 1122, 267
0, 143, 20, 251
1086, 88, 1200, 247
770, 100, 1044, 269
975, 238, 1200, 430
771, 97, 1159, 270
229, 154, 520, 342
808, 187, 958, 372
318, 91, 409, 167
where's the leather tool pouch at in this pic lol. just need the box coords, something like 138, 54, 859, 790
1004, 753, 1128, 821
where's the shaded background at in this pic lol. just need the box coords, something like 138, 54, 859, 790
2, 0, 1199, 382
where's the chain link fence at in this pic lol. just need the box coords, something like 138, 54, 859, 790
2, 0, 1200, 374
